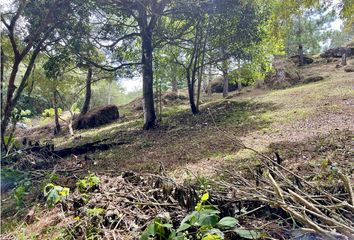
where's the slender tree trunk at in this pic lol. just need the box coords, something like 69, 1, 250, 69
171, 64, 178, 93
297, 12, 304, 66
208, 65, 212, 97
155, 79, 159, 120
187, 74, 198, 114
1, 47, 4, 112
196, 28, 208, 110
141, 28, 156, 130
196, 70, 202, 111
1, 59, 20, 142
222, 59, 229, 98
107, 80, 112, 104
53, 90, 61, 135
298, 44, 304, 66
81, 66, 92, 115
223, 72, 229, 98
159, 79, 162, 122
1, 47, 40, 140
0, 47, 5, 150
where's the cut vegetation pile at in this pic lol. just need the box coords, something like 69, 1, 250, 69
2, 142, 353, 240
264, 57, 302, 89
210, 76, 239, 93
74, 105, 119, 130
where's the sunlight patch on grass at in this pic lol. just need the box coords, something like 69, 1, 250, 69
53, 119, 142, 148
162, 104, 190, 117
260, 107, 310, 124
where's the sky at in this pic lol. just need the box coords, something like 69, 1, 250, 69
120, 77, 142, 93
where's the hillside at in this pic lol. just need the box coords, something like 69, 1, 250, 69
49, 59, 354, 176
1, 59, 354, 239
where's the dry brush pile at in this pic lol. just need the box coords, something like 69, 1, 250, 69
1, 132, 353, 239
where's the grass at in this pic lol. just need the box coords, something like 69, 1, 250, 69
16, 60, 354, 179
2, 58, 354, 239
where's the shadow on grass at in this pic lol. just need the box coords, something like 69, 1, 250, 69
84, 99, 279, 172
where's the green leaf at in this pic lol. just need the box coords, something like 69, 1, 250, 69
176, 223, 191, 232
234, 229, 262, 239
202, 234, 223, 240
59, 187, 70, 197
87, 208, 105, 216
180, 211, 197, 225
46, 188, 61, 208
140, 223, 156, 240
195, 209, 219, 227
217, 217, 238, 229
201, 192, 209, 202
43, 184, 69, 208
159, 223, 173, 229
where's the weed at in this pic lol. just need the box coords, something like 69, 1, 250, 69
140, 192, 262, 240
76, 173, 100, 193
86, 208, 105, 217
43, 183, 70, 208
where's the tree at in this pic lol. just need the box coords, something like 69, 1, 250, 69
95, 0, 170, 129
0, 0, 83, 146
263, 0, 313, 65
43, 50, 73, 134
80, 66, 93, 115
165, 0, 265, 112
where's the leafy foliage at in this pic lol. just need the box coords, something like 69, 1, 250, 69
86, 208, 105, 217
140, 192, 262, 240
76, 173, 100, 193
14, 181, 31, 207
42, 108, 63, 118
43, 184, 70, 208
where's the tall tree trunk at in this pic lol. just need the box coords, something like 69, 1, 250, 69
0, 47, 5, 150
53, 90, 61, 135
1, 46, 40, 141
81, 66, 92, 115
208, 64, 212, 97
171, 64, 178, 93
187, 74, 198, 114
222, 59, 229, 98
196, 28, 207, 110
297, 12, 304, 66
1, 59, 20, 144
141, 28, 156, 130
1, 47, 5, 149
196, 70, 202, 111
298, 44, 304, 66
107, 80, 112, 104
1, 47, 4, 112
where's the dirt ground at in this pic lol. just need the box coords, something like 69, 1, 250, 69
41, 60, 353, 180
2, 59, 353, 239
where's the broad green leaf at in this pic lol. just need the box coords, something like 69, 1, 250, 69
217, 217, 238, 229
176, 223, 191, 232
180, 211, 197, 225
234, 229, 262, 239
59, 187, 70, 197
46, 188, 61, 208
202, 234, 223, 240
140, 223, 156, 240
196, 209, 219, 227
201, 192, 209, 202
159, 223, 173, 229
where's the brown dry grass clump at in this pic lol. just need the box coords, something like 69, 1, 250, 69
74, 105, 119, 130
